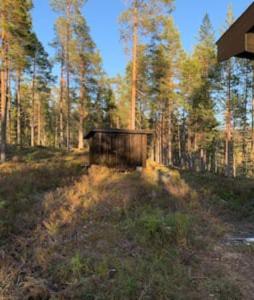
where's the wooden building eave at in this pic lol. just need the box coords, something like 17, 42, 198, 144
216, 2, 254, 61
84, 128, 153, 140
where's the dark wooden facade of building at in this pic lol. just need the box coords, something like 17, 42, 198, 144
217, 2, 254, 62
85, 129, 153, 169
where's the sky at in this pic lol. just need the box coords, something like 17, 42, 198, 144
32, 0, 253, 78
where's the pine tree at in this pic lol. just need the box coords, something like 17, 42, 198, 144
186, 14, 218, 171
119, 0, 174, 130
218, 5, 238, 177
112, 74, 132, 129
71, 9, 96, 149
50, 0, 86, 149
147, 16, 182, 165
28, 33, 53, 147
0, 0, 33, 161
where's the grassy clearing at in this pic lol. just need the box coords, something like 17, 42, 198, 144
0, 151, 254, 299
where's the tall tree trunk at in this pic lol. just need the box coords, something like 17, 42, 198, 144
250, 65, 254, 177
168, 107, 172, 166
37, 100, 41, 146
210, 140, 216, 173
130, 4, 138, 130
66, 64, 70, 150
187, 120, 193, 170
78, 71, 85, 150
200, 148, 205, 172
6, 66, 11, 144
155, 124, 159, 163
16, 72, 21, 145
66, 0, 71, 150
59, 55, 64, 148
0, 65, 7, 162
225, 61, 233, 177
251, 64, 254, 155
0, 24, 8, 162
160, 116, 163, 164
187, 129, 192, 154
161, 113, 165, 164
31, 54, 37, 147
242, 66, 248, 176
178, 122, 181, 166
55, 116, 58, 148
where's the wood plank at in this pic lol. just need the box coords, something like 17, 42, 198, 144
142, 134, 147, 168
246, 32, 254, 53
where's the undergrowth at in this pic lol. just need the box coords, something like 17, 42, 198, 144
0, 151, 252, 299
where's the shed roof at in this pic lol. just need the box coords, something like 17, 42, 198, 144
216, 2, 254, 61
84, 128, 153, 139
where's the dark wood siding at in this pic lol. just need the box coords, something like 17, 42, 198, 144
88, 131, 150, 169
246, 32, 254, 53
217, 3, 254, 61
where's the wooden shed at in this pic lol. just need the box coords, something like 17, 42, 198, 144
217, 2, 254, 62
84, 128, 153, 169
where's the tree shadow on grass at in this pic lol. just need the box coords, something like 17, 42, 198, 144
1, 164, 247, 299
0, 165, 207, 299
178, 170, 254, 225
0, 153, 88, 242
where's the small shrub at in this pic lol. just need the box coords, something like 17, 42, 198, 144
0, 198, 6, 209
206, 278, 242, 300
139, 209, 164, 239
50, 253, 93, 284
70, 253, 84, 278
113, 270, 139, 299
133, 208, 193, 247
164, 212, 192, 247
96, 259, 109, 278
43, 220, 59, 237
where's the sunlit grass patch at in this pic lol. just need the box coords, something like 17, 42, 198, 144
122, 207, 194, 249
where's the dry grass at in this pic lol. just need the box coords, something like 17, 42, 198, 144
0, 150, 254, 299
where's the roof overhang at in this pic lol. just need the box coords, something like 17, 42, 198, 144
217, 2, 254, 62
84, 128, 154, 139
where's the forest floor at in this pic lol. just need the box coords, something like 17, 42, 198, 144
0, 147, 254, 300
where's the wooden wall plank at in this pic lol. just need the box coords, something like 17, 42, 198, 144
88, 131, 151, 169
